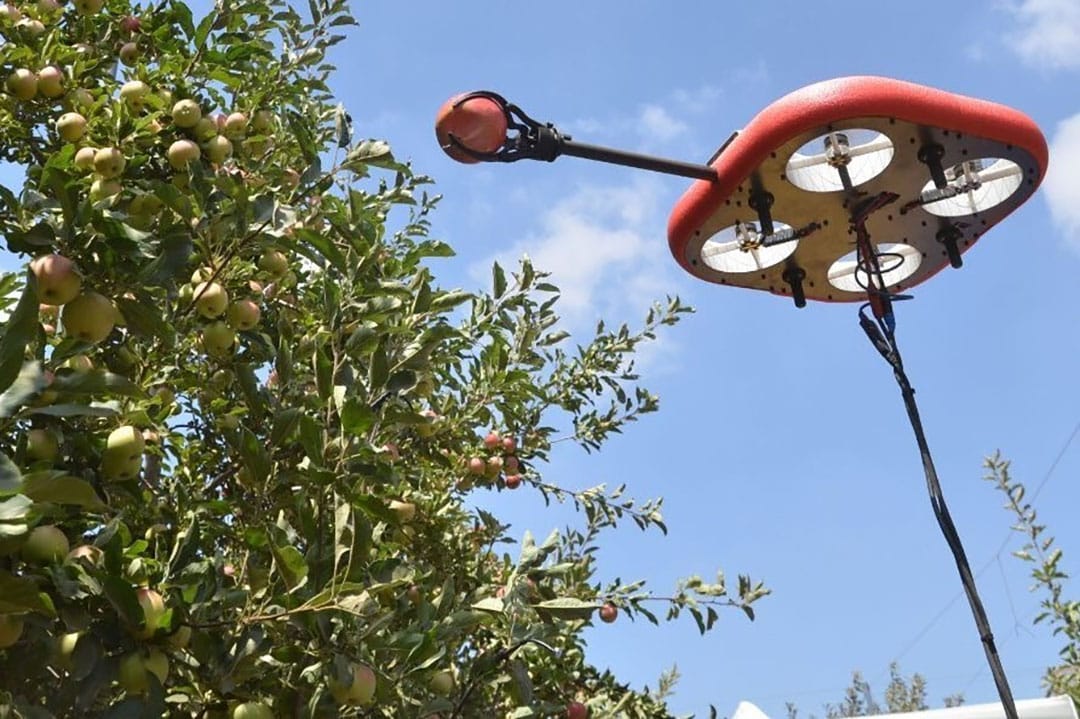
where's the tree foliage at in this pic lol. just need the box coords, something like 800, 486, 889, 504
786, 663, 962, 719
985, 452, 1080, 706
0, 0, 768, 716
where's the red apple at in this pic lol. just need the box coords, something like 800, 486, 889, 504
483, 431, 500, 450
329, 664, 376, 706
31, 254, 81, 305
467, 457, 486, 475
37, 66, 63, 98
6, 68, 37, 101
504, 474, 522, 489
226, 299, 260, 330
435, 93, 508, 163
599, 602, 618, 624
567, 701, 589, 719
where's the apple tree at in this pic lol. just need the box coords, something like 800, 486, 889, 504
0, 0, 768, 716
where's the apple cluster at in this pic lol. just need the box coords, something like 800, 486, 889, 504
461, 429, 524, 491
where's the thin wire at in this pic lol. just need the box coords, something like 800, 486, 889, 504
884, 418, 1080, 669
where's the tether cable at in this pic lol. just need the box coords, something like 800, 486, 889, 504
859, 307, 1020, 719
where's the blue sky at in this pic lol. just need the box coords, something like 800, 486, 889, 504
6, 1, 1080, 716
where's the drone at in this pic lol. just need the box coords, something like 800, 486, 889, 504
435, 76, 1049, 719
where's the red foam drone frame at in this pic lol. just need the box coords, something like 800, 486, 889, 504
667, 76, 1048, 305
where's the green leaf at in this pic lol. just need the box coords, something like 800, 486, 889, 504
533, 597, 599, 621
0, 272, 39, 396
0, 361, 46, 417
52, 369, 143, 397
298, 413, 324, 466
22, 472, 106, 510
101, 576, 141, 628
429, 290, 472, 313
0, 570, 57, 616
471, 597, 504, 614
0, 494, 32, 534
0, 453, 22, 496
28, 404, 118, 418
234, 428, 271, 486
341, 398, 374, 436
270, 538, 309, 591
270, 408, 301, 445
492, 261, 507, 299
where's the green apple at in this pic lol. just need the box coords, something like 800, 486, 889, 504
19, 18, 46, 36
171, 99, 202, 128
30, 254, 81, 305
26, 428, 59, 462
223, 112, 248, 137
22, 525, 69, 564
69, 87, 94, 108
93, 147, 126, 178
202, 321, 236, 357
429, 670, 455, 696
193, 282, 228, 318
167, 139, 201, 169
132, 587, 165, 639
107, 425, 145, 457
37, 66, 63, 98
56, 112, 86, 142
257, 249, 289, 277
204, 135, 233, 163
233, 702, 273, 719
90, 178, 122, 203
101, 449, 141, 480
193, 116, 218, 141
74, 146, 96, 171
6, 69, 37, 101
0, 615, 24, 649
62, 291, 114, 343
166, 624, 191, 651
0, 4, 22, 22
54, 631, 80, 670
118, 649, 168, 693
226, 299, 260, 330
66, 544, 104, 565
251, 109, 273, 132
128, 193, 163, 217
65, 354, 93, 372
329, 664, 376, 706
118, 42, 139, 66
73, 0, 103, 14
389, 500, 416, 523
120, 80, 150, 108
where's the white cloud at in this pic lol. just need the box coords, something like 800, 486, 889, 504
1004, 0, 1080, 69
470, 179, 682, 332
637, 104, 688, 143
1044, 112, 1080, 247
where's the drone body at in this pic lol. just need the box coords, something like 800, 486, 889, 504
666, 76, 1048, 305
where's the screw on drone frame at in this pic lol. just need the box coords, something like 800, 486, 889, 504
441, 91, 720, 182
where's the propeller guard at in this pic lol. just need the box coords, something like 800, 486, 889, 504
667, 76, 1049, 304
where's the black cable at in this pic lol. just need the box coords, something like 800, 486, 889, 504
859, 310, 1020, 719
